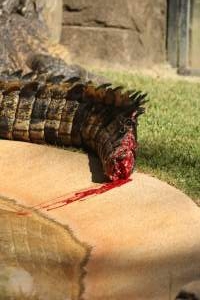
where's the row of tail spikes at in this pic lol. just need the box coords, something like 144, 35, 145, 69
0, 69, 148, 111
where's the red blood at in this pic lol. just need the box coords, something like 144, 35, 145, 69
106, 131, 137, 181
36, 131, 136, 211
16, 211, 31, 216
45, 178, 132, 211
16, 177, 132, 214
16, 130, 136, 213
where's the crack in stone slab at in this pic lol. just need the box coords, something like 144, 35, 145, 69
62, 24, 132, 31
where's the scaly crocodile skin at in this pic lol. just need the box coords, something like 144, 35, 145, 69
0, 71, 147, 180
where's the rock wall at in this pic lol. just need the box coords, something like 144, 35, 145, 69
61, 0, 167, 69
39, 0, 63, 43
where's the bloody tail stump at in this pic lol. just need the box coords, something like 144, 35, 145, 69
0, 71, 147, 181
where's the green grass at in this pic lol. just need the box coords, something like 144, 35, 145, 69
101, 70, 200, 201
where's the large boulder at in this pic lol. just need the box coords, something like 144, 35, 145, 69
61, 0, 166, 68
1, 140, 200, 300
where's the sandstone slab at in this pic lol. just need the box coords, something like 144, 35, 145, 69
0, 140, 200, 300
0, 197, 88, 300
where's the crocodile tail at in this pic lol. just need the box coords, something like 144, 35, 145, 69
80, 83, 147, 180
0, 73, 147, 181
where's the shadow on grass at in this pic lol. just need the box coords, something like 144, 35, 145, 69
137, 140, 200, 200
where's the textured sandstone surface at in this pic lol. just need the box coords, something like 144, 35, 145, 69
0, 195, 88, 300
61, 0, 166, 68
0, 140, 200, 300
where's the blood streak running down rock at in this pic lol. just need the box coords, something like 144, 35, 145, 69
0, 71, 147, 182
29, 178, 132, 212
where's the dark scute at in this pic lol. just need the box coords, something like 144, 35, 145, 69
113, 86, 124, 91
9, 69, 23, 79
64, 77, 81, 84
20, 81, 40, 97
22, 71, 36, 81
67, 84, 85, 102
96, 83, 112, 90
46, 74, 65, 84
